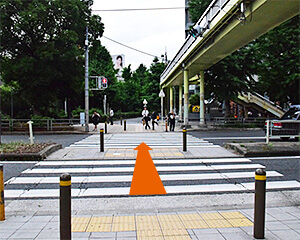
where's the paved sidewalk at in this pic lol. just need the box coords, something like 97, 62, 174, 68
1, 206, 300, 239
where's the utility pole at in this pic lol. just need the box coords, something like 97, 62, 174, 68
84, 26, 89, 132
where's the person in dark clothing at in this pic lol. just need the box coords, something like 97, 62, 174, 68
91, 111, 100, 131
151, 111, 159, 130
168, 110, 176, 131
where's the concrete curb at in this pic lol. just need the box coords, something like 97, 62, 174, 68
0, 143, 62, 161
225, 142, 300, 157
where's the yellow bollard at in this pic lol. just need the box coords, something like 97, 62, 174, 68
0, 164, 5, 221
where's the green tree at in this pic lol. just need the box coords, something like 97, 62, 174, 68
0, 0, 104, 117
188, 0, 210, 24
142, 58, 165, 112
253, 17, 300, 105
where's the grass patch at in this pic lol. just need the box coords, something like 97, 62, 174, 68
0, 142, 53, 154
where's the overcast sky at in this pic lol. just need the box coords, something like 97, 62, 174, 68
92, 0, 186, 70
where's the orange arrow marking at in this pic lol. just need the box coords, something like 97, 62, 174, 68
129, 142, 167, 195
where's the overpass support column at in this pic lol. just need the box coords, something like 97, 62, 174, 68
169, 87, 173, 112
179, 84, 183, 121
184, 69, 189, 126
200, 71, 205, 126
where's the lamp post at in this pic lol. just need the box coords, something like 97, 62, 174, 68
159, 89, 165, 120
143, 99, 148, 108
84, 25, 89, 132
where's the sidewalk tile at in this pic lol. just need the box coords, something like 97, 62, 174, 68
271, 229, 300, 240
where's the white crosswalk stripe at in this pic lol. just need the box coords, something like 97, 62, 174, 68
4, 133, 300, 199
4, 157, 300, 198
67, 133, 213, 149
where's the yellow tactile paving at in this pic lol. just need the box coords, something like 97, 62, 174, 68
138, 236, 164, 240
104, 153, 114, 157
178, 214, 202, 221
112, 222, 136, 231
227, 218, 253, 227
70, 211, 253, 236
89, 216, 113, 224
181, 220, 209, 229
136, 215, 159, 223
86, 223, 111, 232
205, 219, 233, 228
159, 221, 185, 230
199, 212, 225, 220
137, 221, 161, 230
219, 211, 246, 219
85, 216, 113, 232
112, 215, 136, 231
162, 229, 189, 236
113, 215, 135, 223
157, 214, 181, 222
174, 152, 184, 157
71, 217, 91, 232
137, 229, 164, 238
164, 236, 191, 240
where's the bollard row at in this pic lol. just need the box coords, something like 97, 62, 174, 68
60, 173, 71, 240
254, 168, 266, 239
183, 128, 187, 152
100, 128, 104, 152
0, 165, 5, 221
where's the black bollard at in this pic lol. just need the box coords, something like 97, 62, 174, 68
0, 165, 5, 221
104, 122, 107, 134
100, 128, 104, 152
60, 173, 71, 240
254, 168, 266, 239
120, 117, 123, 126
183, 128, 187, 152
124, 120, 126, 131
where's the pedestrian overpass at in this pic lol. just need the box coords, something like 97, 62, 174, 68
237, 91, 285, 118
160, 0, 299, 125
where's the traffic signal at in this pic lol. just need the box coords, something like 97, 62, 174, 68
102, 77, 108, 89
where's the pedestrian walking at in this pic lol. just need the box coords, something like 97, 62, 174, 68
168, 110, 176, 131
142, 107, 151, 130
109, 108, 114, 125
151, 111, 159, 130
91, 111, 101, 131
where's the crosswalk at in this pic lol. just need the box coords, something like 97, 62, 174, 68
4, 133, 300, 199
4, 159, 300, 198
67, 132, 213, 149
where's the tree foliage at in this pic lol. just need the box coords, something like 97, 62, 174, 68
113, 58, 165, 113
0, 0, 104, 116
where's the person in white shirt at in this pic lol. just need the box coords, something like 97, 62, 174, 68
142, 107, 150, 130
109, 108, 114, 125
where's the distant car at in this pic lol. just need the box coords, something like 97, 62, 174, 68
264, 105, 300, 140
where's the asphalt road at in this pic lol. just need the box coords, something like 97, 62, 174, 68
1, 134, 88, 182
189, 129, 299, 146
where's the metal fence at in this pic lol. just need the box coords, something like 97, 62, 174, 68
208, 117, 266, 128
1, 119, 80, 132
